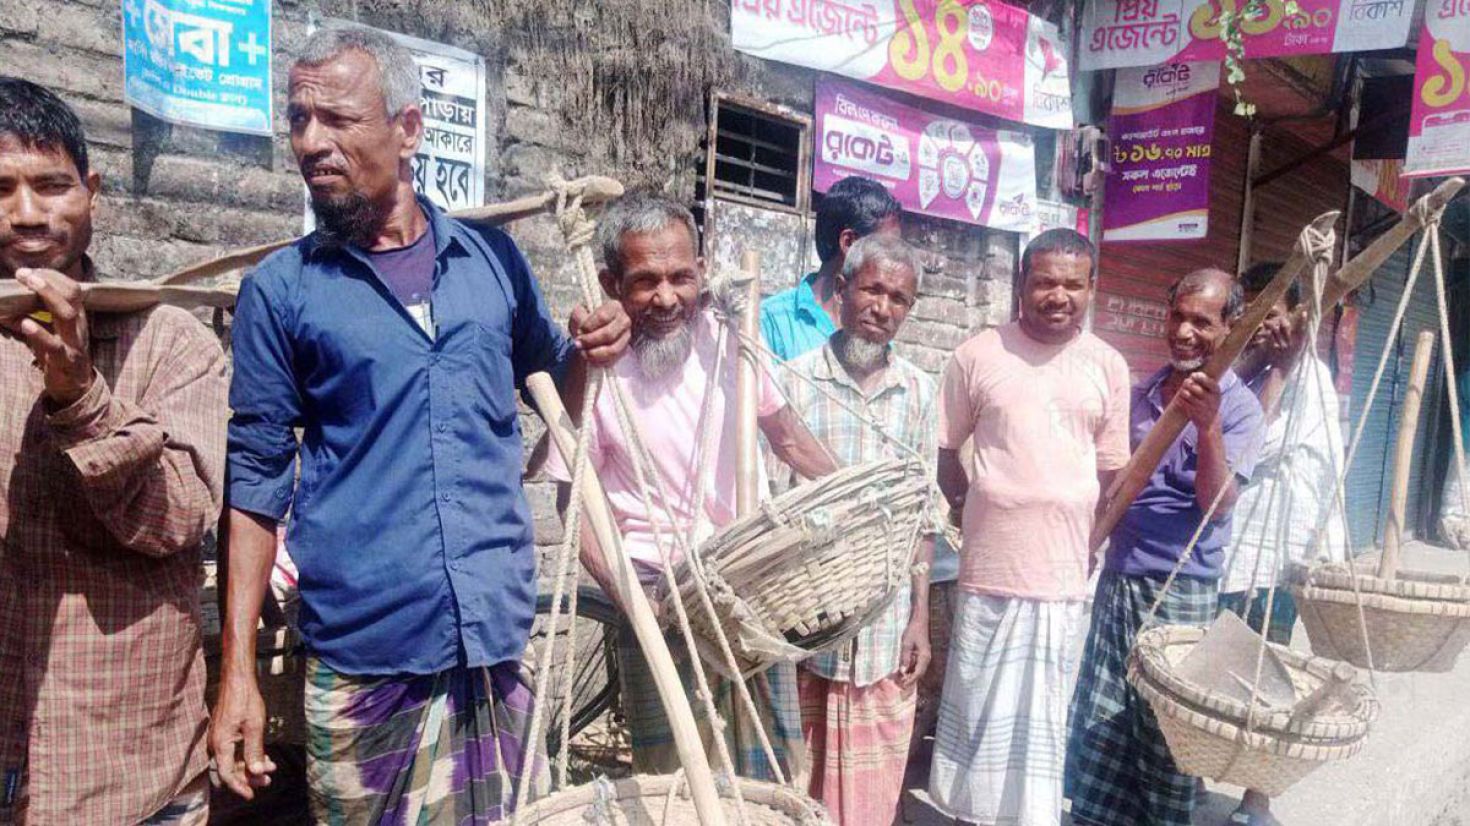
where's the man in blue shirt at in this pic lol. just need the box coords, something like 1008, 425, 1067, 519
759, 175, 901, 361
210, 27, 630, 822
1066, 268, 1264, 826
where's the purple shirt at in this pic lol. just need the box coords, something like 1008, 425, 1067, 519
1105, 366, 1264, 581
367, 214, 437, 332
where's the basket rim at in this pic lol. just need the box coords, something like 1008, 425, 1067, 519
515, 773, 827, 822
1287, 563, 1470, 603
1291, 583, 1470, 617
1131, 625, 1378, 740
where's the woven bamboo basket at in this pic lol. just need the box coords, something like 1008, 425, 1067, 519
1289, 562, 1470, 672
668, 458, 931, 677
1128, 625, 1379, 797
516, 774, 829, 824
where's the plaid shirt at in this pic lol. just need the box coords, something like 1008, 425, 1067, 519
775, 341, 940, 686
0, 290, 227, 824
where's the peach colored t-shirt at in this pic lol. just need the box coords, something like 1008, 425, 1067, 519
939, 322, 1131, 600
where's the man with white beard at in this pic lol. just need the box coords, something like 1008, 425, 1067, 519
548, 193, 836, 781
773, 235, 940, 825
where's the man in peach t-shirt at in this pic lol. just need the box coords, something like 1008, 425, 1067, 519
927, 229, 1131, 826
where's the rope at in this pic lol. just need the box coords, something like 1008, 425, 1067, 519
1428, 230, 1470, 583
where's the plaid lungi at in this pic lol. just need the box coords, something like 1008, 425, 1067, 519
138, 773, 208, 826
927, 593, 1086, 825
797, 669, 916, 826
304, 658, 546, 825
616, 624, 806, 784
1064, 571, 1217, 826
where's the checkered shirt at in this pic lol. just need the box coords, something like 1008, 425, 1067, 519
0, 296, 226, 824
774, 341, 940, 686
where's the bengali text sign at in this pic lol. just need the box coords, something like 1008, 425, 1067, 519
1103, 62, 1219, 243
1406, 2, 1470, 178
814, 78, 1037, 232
734, 0, 1072, 128
1080, 0, 1413, 71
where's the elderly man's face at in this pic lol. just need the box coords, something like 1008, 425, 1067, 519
288, 49, 419, 240
0, 136, 98, 280
599, 222, 703, 379
839, 259, 916, 347
1166, 280, 1232, 371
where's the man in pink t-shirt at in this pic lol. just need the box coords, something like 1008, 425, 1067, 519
927, 229, 1131, 825
547, 193, 834, 781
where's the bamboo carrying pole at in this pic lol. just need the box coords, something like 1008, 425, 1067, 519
1090, 210, 1340, 550
525, 372, 729, 826
0, 281, 239, 318
1379, 330, 1437, 580
735, 251, 763, 516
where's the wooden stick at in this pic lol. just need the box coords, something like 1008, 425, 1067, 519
735, 250, 762, 517
1090, 210, 1340, 551
154, 175, 626, 287
1319, 177, 1463, 310
525, 372, 728, 826
1380, 330, 1436, 579
0, 280, 239, 317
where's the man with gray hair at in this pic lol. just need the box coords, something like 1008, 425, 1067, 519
214, 25, 631, 822
546, 192, 836, 782
773, 234, 941, 824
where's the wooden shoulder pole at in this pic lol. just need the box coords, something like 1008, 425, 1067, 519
1379, 330, 1436, 580
525, 373, 728, 826
735, 250, 763, 517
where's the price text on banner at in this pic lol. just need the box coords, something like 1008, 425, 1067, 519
814, 78, 1037, 232
1406, 3, 1470, 178
1103, 62, 1219, 243
734, 0, 1072, 128
1080, 0, 1413, 71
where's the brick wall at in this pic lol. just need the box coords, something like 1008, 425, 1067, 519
1, 0, 1016, 559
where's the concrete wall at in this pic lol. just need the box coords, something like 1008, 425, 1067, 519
0, 0, 1017, 555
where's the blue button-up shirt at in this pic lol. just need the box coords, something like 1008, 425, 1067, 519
227, 197, 574, 675
1106, 366, 1264, 581
760, 272, 837, 362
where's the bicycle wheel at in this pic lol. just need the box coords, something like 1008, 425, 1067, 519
526, 585, 623, 760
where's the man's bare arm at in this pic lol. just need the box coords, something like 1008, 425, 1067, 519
760, 404, 839, 479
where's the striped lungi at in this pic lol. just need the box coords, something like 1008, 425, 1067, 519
616, 624, 807, 784
1064, 571, 1217, 826
797, 669, 916, 826
304, 658, 547, 826
927, 593, 1086, 826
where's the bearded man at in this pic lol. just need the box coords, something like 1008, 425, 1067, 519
773, 234, 939, 825
214, 27, 630, 822
548, 193, 836, 782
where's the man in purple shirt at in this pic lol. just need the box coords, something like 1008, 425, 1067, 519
1066, 268, 1264, 826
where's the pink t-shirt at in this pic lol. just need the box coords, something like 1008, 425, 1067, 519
547, 310, 783, 567
939, 322, 1131, 600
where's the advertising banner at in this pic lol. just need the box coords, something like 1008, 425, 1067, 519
1103, 61, 1219, 243
123, 0, 273, 134
1406, 3, 1470, 178
814, 78, 1037, 232
1079, 0, 1414, 71
734, 0, 1072, 128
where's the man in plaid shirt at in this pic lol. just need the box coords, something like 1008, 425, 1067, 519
0, 78, 227, 824
774, 234, 939, 825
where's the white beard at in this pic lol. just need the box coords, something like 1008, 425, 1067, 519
834, 332, 889, 373
633, 323, 694, 381
1169, 356, 1205, 372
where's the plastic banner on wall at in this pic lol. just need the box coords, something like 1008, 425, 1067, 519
123, 0, 274, 134
814, 77, 1037, 232
1102, 61, 1219, 243
1079, 0, 1414, 72
734, 0, 1072, 129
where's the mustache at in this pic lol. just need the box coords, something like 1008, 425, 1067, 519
300, 154, 347, 177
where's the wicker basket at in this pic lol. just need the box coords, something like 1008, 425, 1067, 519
515, 774, 829, 824
668, 458, 930, 677
1289, 563, 1470, 672
1128, 625, 1378, 797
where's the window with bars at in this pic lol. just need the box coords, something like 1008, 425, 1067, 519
700, 95, 810, 213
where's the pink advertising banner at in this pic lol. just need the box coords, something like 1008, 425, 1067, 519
1079, 0, 1414, 71
813, 78, 1037, 232
1406, 2, 1470, 178
1103, 61, 1220, 243
733, 0, 1072, 128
